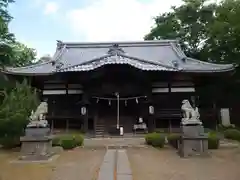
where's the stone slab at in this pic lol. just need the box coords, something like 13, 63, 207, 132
97, 149, 116, 180
97, 171, 114, 180
117, 150, 132, 175
117, 174, 133, 180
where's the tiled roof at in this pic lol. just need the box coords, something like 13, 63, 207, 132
1, 40, 235, 75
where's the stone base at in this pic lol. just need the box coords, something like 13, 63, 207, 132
178, 136, 208, 158
19, 135, 54, 161
11, 154, 60, 164
19, 152, 55, 161
179, 123, 209, 158
181, 124, 204, 137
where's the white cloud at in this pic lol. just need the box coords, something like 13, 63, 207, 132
66, 0, 183, 42
44, 2, 59, 15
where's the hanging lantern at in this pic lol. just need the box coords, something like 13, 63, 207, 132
109, 100, 111, 106
149, 105, 154, 114
136, 98, 139, 104
81, 106, 87, 115
125, 100, 127, 106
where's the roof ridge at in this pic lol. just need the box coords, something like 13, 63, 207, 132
52, 44, 67, 62
120, 54, 178, 70
59, 40, 177, 48
170, 42, 186, 59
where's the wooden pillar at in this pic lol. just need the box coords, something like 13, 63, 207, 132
82, 93, 89, 133
51, 119, 54, 133
66, 119, 69, 132
168, 77, 172, 131
66, 82, 68, 132
169, 119, 172, 133
83, 110, 88, 133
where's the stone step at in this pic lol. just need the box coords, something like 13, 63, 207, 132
95, 131, 104, 134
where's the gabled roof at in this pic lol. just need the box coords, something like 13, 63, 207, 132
2, 40, 235, 76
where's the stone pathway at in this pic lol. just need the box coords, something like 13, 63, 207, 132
84, 137, 146, 149
97, 149, 132, 180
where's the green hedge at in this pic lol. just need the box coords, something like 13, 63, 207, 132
167, 133, 180, 149
223, 129, 240, 141
166, 132, 220, 150
0, 136, 21, 149
145, 133, 165, 148
52, 134, 84, 150
52, 136, 61, 147
208, 132, 220, 149
217, 124, 236, 132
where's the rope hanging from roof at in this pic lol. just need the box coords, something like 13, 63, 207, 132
92, 95, 147, 101
92, 95, 147, 106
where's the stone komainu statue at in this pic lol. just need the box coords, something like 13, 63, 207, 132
181, 99, 201, 125
27, 101, 48, 128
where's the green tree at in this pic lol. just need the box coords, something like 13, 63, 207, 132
206, 0, 240, 64
145, 0, 240, 65
0, 0, 15, 67
11, 41, 37, 66
145, 0, 217, 60
0, 79, 39, 148
0, 0, 36, 67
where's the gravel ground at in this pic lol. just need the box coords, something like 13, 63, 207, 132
51, 148, 105, 180
0, 150, 55, 180
0, 148, 105, 180
127, 147, 240, 180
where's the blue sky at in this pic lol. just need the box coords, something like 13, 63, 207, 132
8, 0, 183, 58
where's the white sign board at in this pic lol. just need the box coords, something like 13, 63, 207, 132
220, 108, 231, 126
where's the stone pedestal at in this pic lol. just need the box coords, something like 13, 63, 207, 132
19, 127, 54, 161
178, 124, 208, 158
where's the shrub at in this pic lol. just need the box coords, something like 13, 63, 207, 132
208, 132, 220, 149
53, 134, 84, 150
145, 133, 165, 148
0, 136, 21, 149
145, 133, 153, 145
0, 80, 39, 148
73, 134, 84, 146
167, 133, 181, 149
154, 129, 165, 133
52, 137, 61, 147
224, 129, 240, 141
217, 124, 236, 132
61, 138, 77, 150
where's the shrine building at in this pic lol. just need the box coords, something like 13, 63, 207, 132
1, 40, 235, 136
